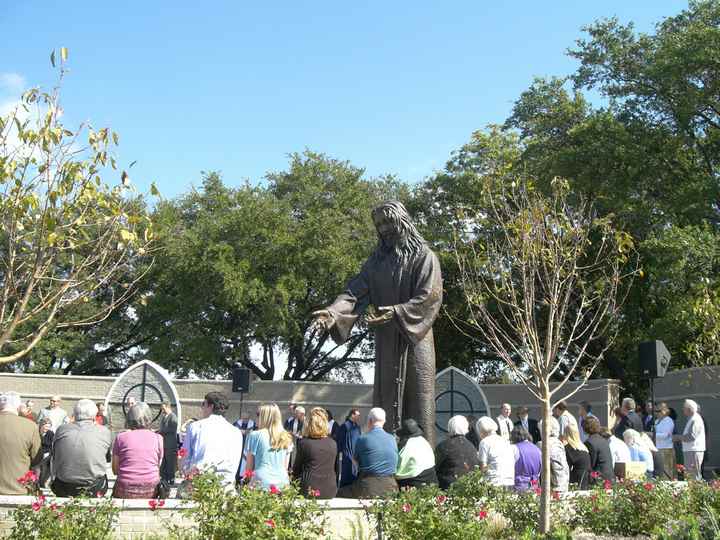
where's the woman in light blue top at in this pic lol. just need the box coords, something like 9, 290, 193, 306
244, 403, 293, 489
623, 429, 653, 479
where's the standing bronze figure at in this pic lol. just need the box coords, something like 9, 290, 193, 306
313, 201, 442, 446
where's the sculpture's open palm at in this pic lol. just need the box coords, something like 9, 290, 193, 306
311, 310, 335, 332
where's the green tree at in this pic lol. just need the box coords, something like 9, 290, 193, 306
119, 153, 405, 380
0, 50, 154, 366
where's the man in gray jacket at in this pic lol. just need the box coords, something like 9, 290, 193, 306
51, 399, 111, 497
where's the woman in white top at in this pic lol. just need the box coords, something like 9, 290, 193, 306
476, 416, 515, 488
653, 402, 675, 479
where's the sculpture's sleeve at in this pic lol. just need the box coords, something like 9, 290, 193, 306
326, 262, 371, 345
392, 249, 443, 345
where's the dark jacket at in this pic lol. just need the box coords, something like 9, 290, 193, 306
515, 418, 542, 443
585, 433, 614, 483
434, 435, 480, 490
565, 447, 591, 490
292, 436, 338, 499
613, 411, 644, 439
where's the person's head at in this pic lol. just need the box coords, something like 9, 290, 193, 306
621, 397, 636, 414
367, 407, 386, 429
97, 403, 105, 414
396, 418, 423, 440
583, 416, 602, 436
303, 407, 330, 439
288, 403, 296, 415
18, 403, 30, 416
540, 416, 561, 438
39, 418, 52, 434
510, 426, 532, 444
644, 401, 653, 415
0, 392, 21, 414
668, 407, 678, 421
623, 428, 640, 447
201, 392, 229, 418
49, 396, 62, 409
160, 402, 172, 415
579, 401, 592, 417
613, 406, 622, 419
516, 406, 529, 421
500, 403, 511, 418
552, 401, 568, 417
126, 402, 153, 430
447, 415, 469, 436
73, 399, 98, 422
655, 402, 669, 418
562, 423, 587, 452
348, 408, 361, 423
325, 409, 333, 421
126, 396, 137, 409
476, 416, 498, 439
371, 201, 425, 260
294, 406, 306, 422
683, 399, 699, 417
258, 403, 292, 450
25, 400, 34, 410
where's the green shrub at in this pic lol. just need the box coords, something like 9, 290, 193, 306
8, 494, 118, 540
168, 471, 327, 540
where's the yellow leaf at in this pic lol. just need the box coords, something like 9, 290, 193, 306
119, 229, 135, 243
150, 182, 160, 196
60, 47, 68, 62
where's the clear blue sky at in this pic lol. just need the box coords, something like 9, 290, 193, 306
1, 1, 688, 199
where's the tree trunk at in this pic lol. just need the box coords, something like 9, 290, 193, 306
539, 393, 552, 534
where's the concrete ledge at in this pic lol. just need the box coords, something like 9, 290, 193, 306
0, 495, 370, 539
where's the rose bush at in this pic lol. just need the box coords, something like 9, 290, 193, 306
8, 494, 118, 540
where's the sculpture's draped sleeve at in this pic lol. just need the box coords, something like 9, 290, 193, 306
392, 249, 443, 346
326, 262, 371, 344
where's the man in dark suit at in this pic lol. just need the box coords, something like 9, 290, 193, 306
514, 406, 541, 443
158, 403, 178, 485
613, 397, 644, 439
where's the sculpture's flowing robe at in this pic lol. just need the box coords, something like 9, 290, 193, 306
327, 245, 442, 446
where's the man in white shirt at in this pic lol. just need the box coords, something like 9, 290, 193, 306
181, 392, 243, 487
36, 396, 68, 432
552, 401, 578, 438
495, 403, 513, 441
673, 399, 706, 481
477, 416, 514, 488
653, 402, 675, 479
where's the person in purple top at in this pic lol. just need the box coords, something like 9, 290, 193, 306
511, 426, 541, 491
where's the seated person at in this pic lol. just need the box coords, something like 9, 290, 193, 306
292, 407, 338, 498
338, 408, 399, 498
582, 418, 615, 484
435, 415, 480, 490
623, 428, 653, 479
395, 418, 437, 489
112, 402, 163, 498
181, 392, 243, 489
244, 403, 293, 490
51, 399, 111, 497
539, 417, 570, 492
477, 416, 514, 488
510, 426, 541, 491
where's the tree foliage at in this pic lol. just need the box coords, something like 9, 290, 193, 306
0, 52, 154, 366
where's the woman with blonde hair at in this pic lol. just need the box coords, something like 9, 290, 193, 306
292, 407, 338, 498
244, 403, 294, 490
561, 423, 591, 489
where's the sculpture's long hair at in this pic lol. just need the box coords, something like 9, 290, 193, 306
370, 201, 426, 264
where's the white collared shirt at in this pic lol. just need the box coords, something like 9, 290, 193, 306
496, 415, 513, 441
682, 413, 706, 452
182, 414, 243, 485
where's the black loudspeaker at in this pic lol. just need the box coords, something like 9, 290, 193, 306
232, 365, 251, 393
638, 340, 671, 379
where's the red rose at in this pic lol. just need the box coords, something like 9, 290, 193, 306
603, 479, 612, 490
530, 479, 538, 487
477, 509, 488, 520
552, 491, 560, 501
309, 489, 320, 497
675, 464, 685, 472
590, 471, 600, 479
243, 469, 255, 480
269, 485, 281, 495
177, 448, 188, 458
643, 482, 654, 491
265, 519, 275, 528
402, 503, 411, 513
31, 502, 42, 512
534, 487, 542, 496
148, 500, 158, 510
436, 495, 447, 505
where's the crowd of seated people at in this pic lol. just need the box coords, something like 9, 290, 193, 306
0, 389, 710, 502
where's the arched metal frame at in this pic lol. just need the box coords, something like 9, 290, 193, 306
434, 367, 490, 433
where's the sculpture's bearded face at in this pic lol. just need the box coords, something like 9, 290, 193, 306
373, 212, 404, 250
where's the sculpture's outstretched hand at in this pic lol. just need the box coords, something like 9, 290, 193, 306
311, 309, 335, 333
366, 306, 394, 327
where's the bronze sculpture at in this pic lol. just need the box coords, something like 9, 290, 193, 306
313, 201, 442, 446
